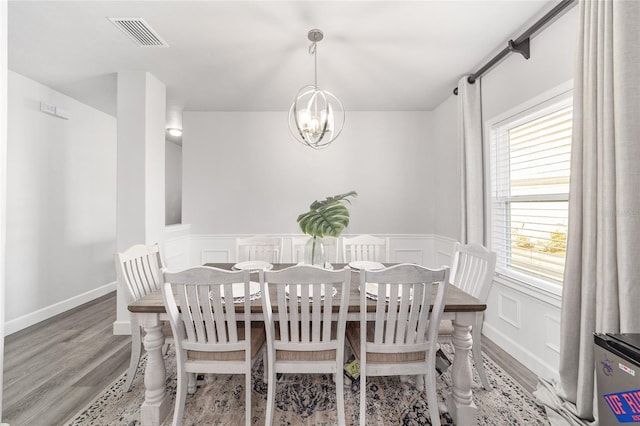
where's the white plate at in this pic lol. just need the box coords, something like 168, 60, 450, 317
284, 284, 337, 300
212, 282, 261, 303
362, 282, 412, 301
232, 261, 273, 272
348, 261, 385, 271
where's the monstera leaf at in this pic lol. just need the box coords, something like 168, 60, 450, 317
297, 191, 358, 238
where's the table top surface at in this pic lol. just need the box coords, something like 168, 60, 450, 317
128, 263, 486, 314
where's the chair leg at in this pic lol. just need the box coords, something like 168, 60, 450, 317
245, 370, 252, 426
187, 373, 197, 394
359, 370, 366, 426
124, 324, 142, 392
336, 366, 346, 426
173, 367, 188, 426
425, 367, 441, 426
472, 321, 491, 389
265, 360, 276, 426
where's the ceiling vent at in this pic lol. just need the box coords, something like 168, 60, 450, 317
108, 17, 168, 47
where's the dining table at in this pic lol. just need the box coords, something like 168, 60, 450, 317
128, 263, 486, 426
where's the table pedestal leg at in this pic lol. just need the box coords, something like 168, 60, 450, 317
140, 316, 171, 426
446, 312, 478, 425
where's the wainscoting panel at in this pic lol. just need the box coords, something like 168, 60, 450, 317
498, 293, 522, 329
201, 249, 231, 264
164, 224, 190, 270
484, 277, 562, 381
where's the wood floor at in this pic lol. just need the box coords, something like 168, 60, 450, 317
2, 292, 539, 425
2, 293, 130, 425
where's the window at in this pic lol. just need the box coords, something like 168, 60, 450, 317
489, 93, 572, 287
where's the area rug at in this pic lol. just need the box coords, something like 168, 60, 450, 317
67, 345, 549, 425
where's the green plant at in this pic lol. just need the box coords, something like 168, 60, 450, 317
297, 191, 358, 262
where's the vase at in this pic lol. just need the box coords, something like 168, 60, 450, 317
304, 236, 326, 267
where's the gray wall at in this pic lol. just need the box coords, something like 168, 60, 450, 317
165, 140, 182, 225
182, 111, 434, 235
6, 71, 117, 327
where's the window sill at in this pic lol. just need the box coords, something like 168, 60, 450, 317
493, 271, 562, 308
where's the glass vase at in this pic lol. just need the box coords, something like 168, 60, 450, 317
304, 236, 326, 267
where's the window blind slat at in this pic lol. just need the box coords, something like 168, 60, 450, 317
490, 103, 572, 286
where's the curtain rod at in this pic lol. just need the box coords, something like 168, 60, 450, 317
453, 0, 577, 95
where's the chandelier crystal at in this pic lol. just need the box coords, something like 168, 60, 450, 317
289, 29, 345, 150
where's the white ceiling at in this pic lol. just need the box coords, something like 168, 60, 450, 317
8, 0, 556, 124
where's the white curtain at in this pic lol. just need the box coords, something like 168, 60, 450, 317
535, 1, 640, 424
458, 76, 485, 245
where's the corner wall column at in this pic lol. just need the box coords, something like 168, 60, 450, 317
113, 71, 166, 335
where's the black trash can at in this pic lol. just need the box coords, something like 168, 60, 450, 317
594, 333, 640, 424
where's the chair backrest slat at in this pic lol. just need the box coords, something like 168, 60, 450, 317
450, 243, 497, 303
261, 265, 350, 349
362, 264, 449, 352
163, 267, 251, 350
341, 235, 389, 263
236, 236, 283, 263
116, 243, 165, 304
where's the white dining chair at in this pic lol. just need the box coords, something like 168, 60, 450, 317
163, 266, 266, 426
236, 236, 283, 263
115, 243, 171, 392
341, 234, 389, 263
259, 265, 351, 426
345, 264, 449, 426
290, 235, 339, 264
438, 242, 496, 389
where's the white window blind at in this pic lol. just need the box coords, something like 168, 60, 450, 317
490, 97, 572, 286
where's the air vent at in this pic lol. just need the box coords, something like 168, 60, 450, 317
109, 17, 168, 47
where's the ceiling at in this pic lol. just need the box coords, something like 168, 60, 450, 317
8, 0, 556, 126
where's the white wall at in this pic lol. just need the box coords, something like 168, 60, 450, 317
431, 95, 459, 240
430, 6, 578, 381
165, 141, 182, 225
5, 71, 117, 333
1, 0, 8, 417
182, 111, 433, 235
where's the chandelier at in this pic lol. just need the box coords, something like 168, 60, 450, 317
288, 29, 345, 150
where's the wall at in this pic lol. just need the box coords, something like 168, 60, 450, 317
165, 141, 182, 225
182, 111, 433, 235
5, 71, 117, 334
1, 0, 7, 416
431, 6, 578, 381
431, 95, 459, 240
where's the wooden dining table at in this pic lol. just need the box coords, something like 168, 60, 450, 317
128, 263, 486, 426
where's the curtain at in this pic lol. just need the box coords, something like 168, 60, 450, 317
535, 1, 640, 424
458, 76, 485, 245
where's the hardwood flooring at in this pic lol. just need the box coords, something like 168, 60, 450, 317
2, 292, 539, 425
2, 293, 130, 425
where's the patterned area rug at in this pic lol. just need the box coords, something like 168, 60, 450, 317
68, 345, 549, 425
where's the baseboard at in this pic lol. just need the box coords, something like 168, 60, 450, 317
112, 320, 132, 336
4, 281, 117, 336
483, 322, 559, 382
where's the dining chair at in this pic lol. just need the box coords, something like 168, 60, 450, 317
341, 234, 389, 263
259, 265, 351, 426
345, 264, 449, 426
235, 236, 283, 263
438, 242, 496, 389
115, 243, 171, 392
290, 235, 339, 264
162, 266, 266, 426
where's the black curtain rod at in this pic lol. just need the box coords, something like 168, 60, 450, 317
453, 0, 577, 95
